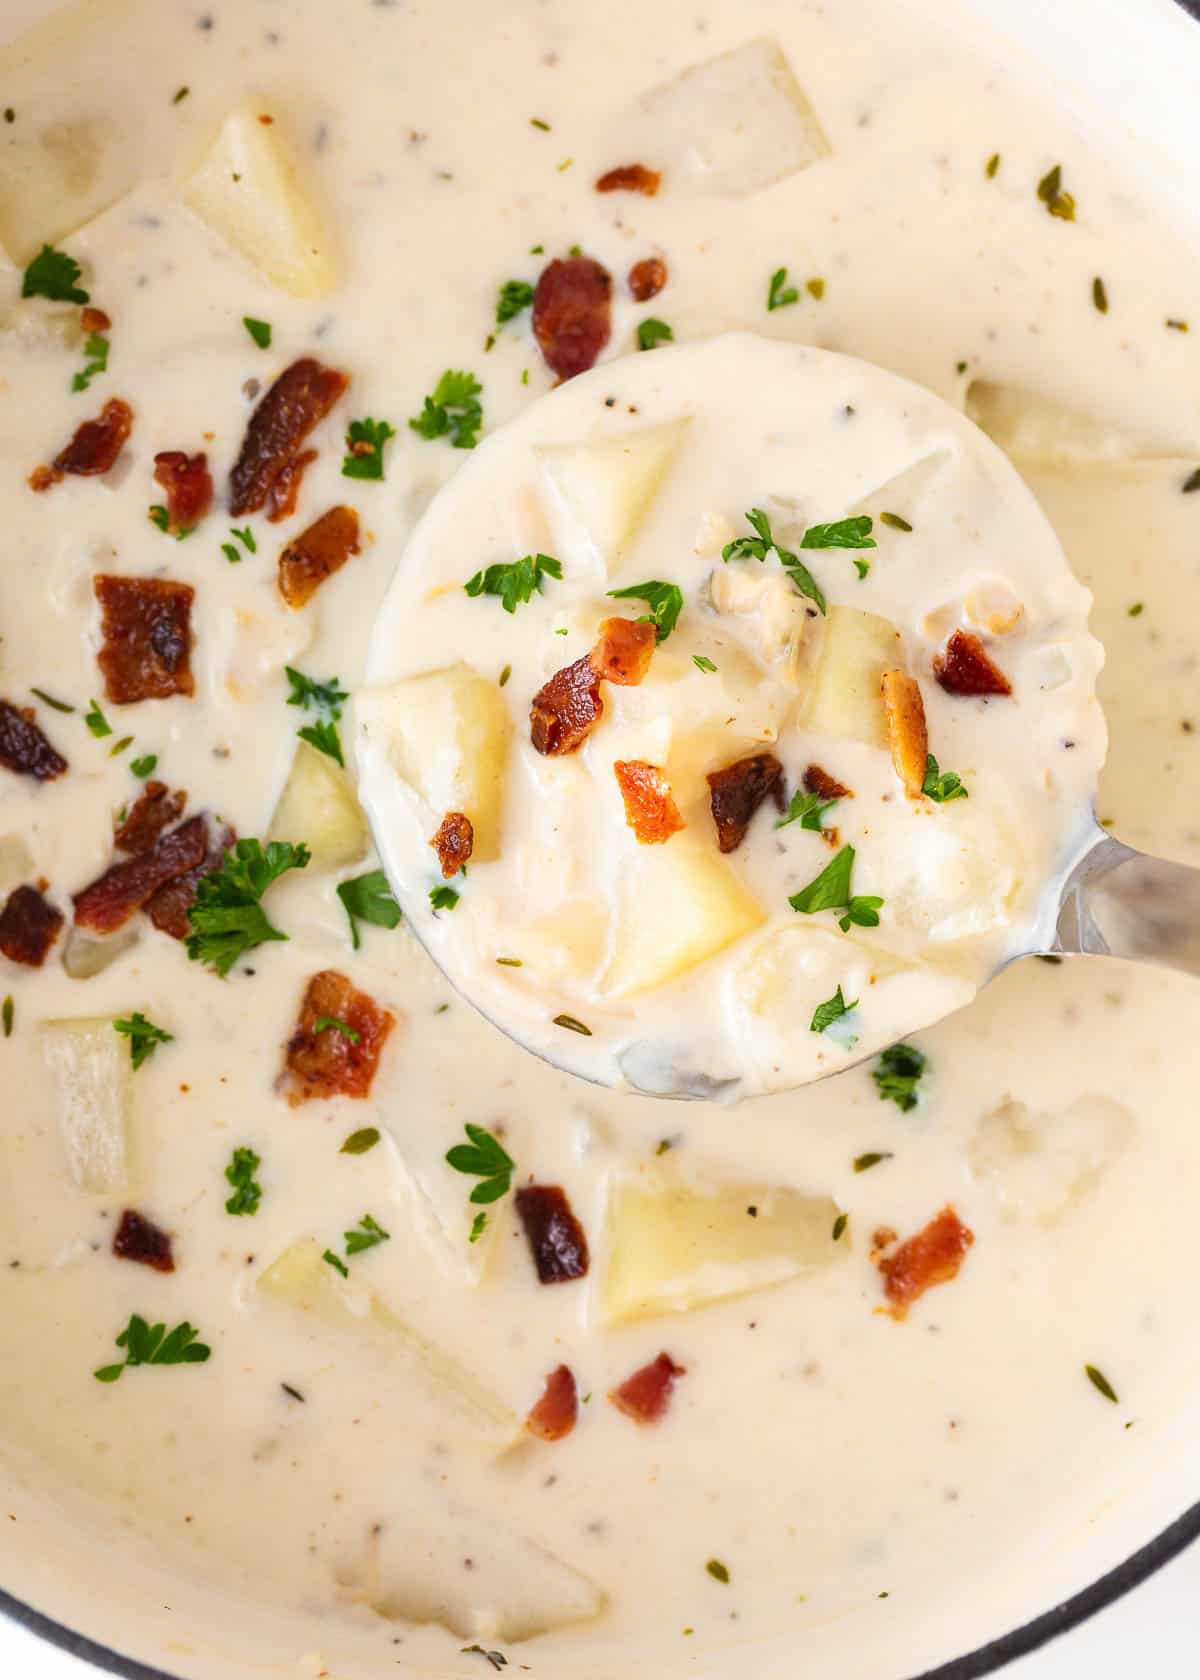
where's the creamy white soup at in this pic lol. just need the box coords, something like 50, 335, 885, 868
3, 0, 1200, 1673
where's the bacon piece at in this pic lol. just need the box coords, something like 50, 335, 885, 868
73, 814, 209, 935
596, 163, 661, 196
803, 764, 852, 801
267, 447, 318, 523
0, 884, 64, 967
0, 699, 67, 781
95, 575, 195, 704
878, 1205, 974, 1319
229, 357, 350, 517
614, 760, 685, 844
112, 1209, 175, 1273
145, 824, 234, 940
430, 812, 474, 879
609, 1353, 686, 1425
152, 450, 213, 533
530, 654, 603, 755
532, 257, 613, 382
590, 616, 656, 686
280, 969, 396, 1106
515, 1184, 590, 1284
934, 629, 1012, 698
81, 306, 112, 334
525, 1364, 579, 1442
29, 397, 134, 491
277, 504, 361, 606
880, 670, 928, 799
114, 782, 187, 854
706, 752, 784, 854
628, 256, 667, 302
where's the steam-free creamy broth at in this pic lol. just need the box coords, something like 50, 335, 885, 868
3, 0, 1200, 1674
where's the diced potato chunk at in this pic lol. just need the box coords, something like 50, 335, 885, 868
258, 1238, 518, 1444
966, 382, 1195, 465
358, 665, 512, 862
539, 420, 689, 571
798, 606, 902, 748
639, 38, 830, 197
969, 1094, 1133, 1222
602, 830, 765, 996
602, 1166, 842, 1324
40, 1018, 132, 1194
268, 740, 368, 872
360, 1507, 605, 1641
184, 105, 335, 298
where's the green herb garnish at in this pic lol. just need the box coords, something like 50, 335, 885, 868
496, 280, 535, 324
341, 1127, 381, 1156
922, 754, 968, 803
185, 839, 311, 977
985, 152, 1001, 178
853, 1151, 893, 1173
222, 524, 257, 563
345, 1213, 390, 1255
878, 511, 911, 532
776, 789, 837, 833
408, 370, 483, 450
313, 1015, 361, 1044
22, 243, 88, 304
297, 717, 343, 766
692, 655, 718, 674
84, 699, 112, 739
113, 1012, 173, 1071
1037, 163, 1076, 221
637, 317, 674, 351
446, 1122, 515, 1205
285, 666, 346, 766
810, 985, 857, 1034
109, 735, 133, 758
1092, 277, 1108, 314
552, 1012, 592, 1035
342, 416, 396, 480
323, 1249, 349, 1278
800, 515, 876, 550
832, 1212, 848, 1241
806, 277, 826, 299
465, 552, 563, 613
31, 688, 73, 713
337, 869, 402, 949
872, 1043, 926, 1112
1085, 1364, 1119, 1404
72, 331, 109, 393
1183, 468, 1200, 495
606, 578, 683, 642
706, 1559, 731, 1584
788, 844, 883, 931
129, 754, 157, 779
722, 507, 827, 614
430, 883, 460, 911
766, 267, 799, 311
94, 1316, 210, 1383
243, 316, 272, 349
224, 1147, 263, 1216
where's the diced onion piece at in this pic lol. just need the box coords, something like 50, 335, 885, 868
184, 105, 335, 298
602, 1167, 843, 1324
538, 420, 689, 571
358, 665, 512, 862
40, 1018, 133, 1194
798, 606, 902, 747
268, 740, 368, 872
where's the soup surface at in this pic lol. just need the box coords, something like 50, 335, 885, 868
2, 0, 1200, 1672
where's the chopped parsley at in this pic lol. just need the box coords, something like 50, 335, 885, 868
109, 735, 133, 758
810, 985, 857, 1034
985, 151, 1001, 178
313, 1015, 360, 1044
341, 1127, 381, 1155
722, 507, 827, 614
832, 1212, 848, 1241
775, 788, 837, 834
323, 1250, 349, 1278
706, 1559, 731, 1584
72, 330, 110, 392
465, 551, 563, 613
345, 1213, 390, 1255
297, 717, 343, 766
148, 504, 194, 540
637, 317, 674, 351
469, 1211, 489, 1243
30, 688, 73, 713
878, 511, 912, 532
224, 1146, 263, 1216
185, 838, 311, 977
94, 1315, 210, 1383
22, 243, 88, 304
788, 843, 883, 931
222, 524, 257, 563
607, 578, 683, 642
113, 1012, 173, 1071
800, 515, 876, 550
922, 753, 968, 803
84, 698, 112, 739
692, 655, 718, 674
853, 558, 871, 580
172, 86, 190, 104
553, 1012, 592, 1035
285, 665, 346, 766
1, 996, 11, 1038
243, 316, 272, 349
496, 279, 535, 324
872, 1043, 926, 1112
766, 267, 799, 311
1092, 277, 1108, 314
446, 1122, 515, 1205
1128, 602, 1144, 618
408, 369, 483, 450
1084, 1363, 1119, 1404
430, 883, 460, 911
853, 1151, 893, 1173
337, 869, 402, 949
1037, 163, 1076, 222
342, 416, 396, 479
130, 753, 157, 779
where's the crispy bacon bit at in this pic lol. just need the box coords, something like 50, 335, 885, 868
0, 699, 67, 781
0, 885, 64, 967
532, 256, 613, 382
803, 764, 852, 801
277, 504, 361, 606
112, 1209, 175, 1273
430, 812, 474, 879
29, 397, 134, 492
934, 629, 1012, 698
596, 163, 662, 196
114, 782, 187, 854
152, 450, 213, 533
706, 752, 784, 854
609, 1353, 686, 1425
628, 256, 668, 302
95, 575, 195, 704
73, 814, 209, 936
267, 447, 318, 523
515, 1184, 590, 1284
614, 760, 685, 845
81, 306, 112, 334
878, 1205, 974, 1319
880, 670, 928, 799
229, 357, 350, 518
280, 969, 396, 1106
145, 824, 234, 940
526, 1364, 579, 1442
530, 655, 603, 755
590, 616, 656, 686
